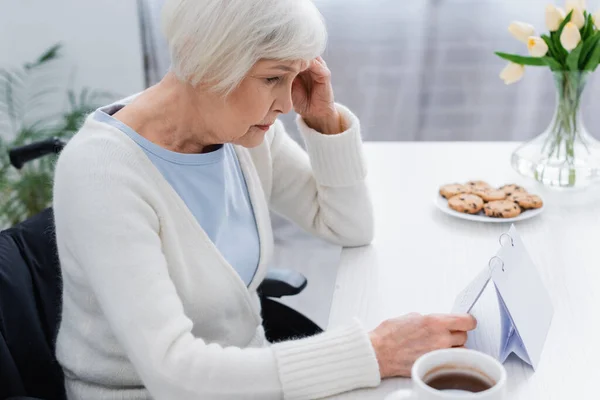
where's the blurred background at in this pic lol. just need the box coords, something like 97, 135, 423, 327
1, 0, 599, 326
2, 0, 600, 145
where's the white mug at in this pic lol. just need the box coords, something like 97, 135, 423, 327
385, 349, 507, 400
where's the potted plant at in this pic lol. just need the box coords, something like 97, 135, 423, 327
0, 43, 115, 227
495, 0, 600, 188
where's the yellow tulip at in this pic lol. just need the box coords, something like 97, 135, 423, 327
508, 22, 535, 43
560, 22, 582, 51
500, 63, 525, 85
546, 5, 566, 31
527, 37, 549, 57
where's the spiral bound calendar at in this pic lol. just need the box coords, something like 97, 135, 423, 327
451, 225, 554, 370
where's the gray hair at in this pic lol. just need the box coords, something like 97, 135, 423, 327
161, 0, 328, 95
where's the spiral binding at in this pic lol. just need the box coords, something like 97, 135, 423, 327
488, 232, 514, 273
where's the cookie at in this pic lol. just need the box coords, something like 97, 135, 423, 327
448, 194, 484, 214
483, 200, 522, 218
465, 180, 492, 191
509, 193, 543, 209
439, 184, 471, 199
498, 184, 527, 196
471, 188, 507, 202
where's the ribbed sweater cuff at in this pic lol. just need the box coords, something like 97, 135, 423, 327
297, 103, 367, 188
272, 318, 381, 400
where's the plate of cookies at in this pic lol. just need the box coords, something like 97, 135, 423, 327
436, 180, 544, 222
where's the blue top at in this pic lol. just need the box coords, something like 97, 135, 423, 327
94, 105, 260, 287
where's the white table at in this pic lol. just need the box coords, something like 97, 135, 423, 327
326, 142, 600, 399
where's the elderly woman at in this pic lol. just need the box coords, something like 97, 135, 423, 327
52, 0, 476, 399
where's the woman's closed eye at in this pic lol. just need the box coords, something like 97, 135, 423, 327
265, 76, 282, 85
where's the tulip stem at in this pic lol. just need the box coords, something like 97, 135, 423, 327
541, 71, 590, 186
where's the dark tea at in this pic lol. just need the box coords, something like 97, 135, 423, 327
425, 372, 493, 393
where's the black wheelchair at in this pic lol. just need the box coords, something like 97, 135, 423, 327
0, 138, 322, 400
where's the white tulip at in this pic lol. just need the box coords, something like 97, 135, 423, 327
527, 36, 549, 57
500, 63, 525, 85
594, 9, 600, 29
566, 5, 586, 29
546, 5, 566, 31
560, 22, 582, 51
566, 0, 586, 11
508, 22, 535, 43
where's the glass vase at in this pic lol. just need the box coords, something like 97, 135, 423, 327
511, 71, 600, 189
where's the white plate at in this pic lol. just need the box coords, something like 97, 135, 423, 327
434, 194, 544, 223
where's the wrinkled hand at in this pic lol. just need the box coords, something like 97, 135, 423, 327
292, 56, 341, 134
369, 313, 477, 378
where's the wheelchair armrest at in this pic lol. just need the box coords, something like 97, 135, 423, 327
7, 397, 46, 400
258, 268, 307, 298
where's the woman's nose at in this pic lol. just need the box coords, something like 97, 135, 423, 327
274, 88, 294, 114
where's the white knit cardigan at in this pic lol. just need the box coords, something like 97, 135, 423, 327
52, 100, 381, 400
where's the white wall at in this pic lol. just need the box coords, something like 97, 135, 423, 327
0, 0, 146, 130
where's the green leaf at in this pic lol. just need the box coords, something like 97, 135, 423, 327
567, 42, 584, 70
553, 10, 574, 59
579, 31, 600, 69
0, 43, 117, 227
581, 13, 594, 41
551, 31, 569, 62
37, 43, 62, 63
79, 87, 90, 106
24, 43, 62, 70
494, 52, 547, 66
542, 56, 563, 71
67, 90, 77, 109
541, 34, 559, 60
558, 9, 574, 34
584, 39, 600, 70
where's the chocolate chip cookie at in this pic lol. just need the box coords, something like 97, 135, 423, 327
466, 180, 492, 191
483, 200, 522, 218
471, 188, 507, 202
448, 194, 484, 214
439, 183, 471, 199
509, 193, 544, 209
498, 184, 527, 196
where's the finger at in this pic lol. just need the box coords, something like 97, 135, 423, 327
307, 59, 330, 81
450, 331, 468, 347
434, 314, 477, 332
308, 58, 324, 73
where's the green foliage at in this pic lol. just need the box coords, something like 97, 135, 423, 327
542, 56, 563, 71
541, 34, 560, 62
494, 52, 547, 66
558, 9, 574, 34
495, 8, 600, 73
567, 42, 584, 70
579, 31, 600, 69
0, 43, 115, 227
